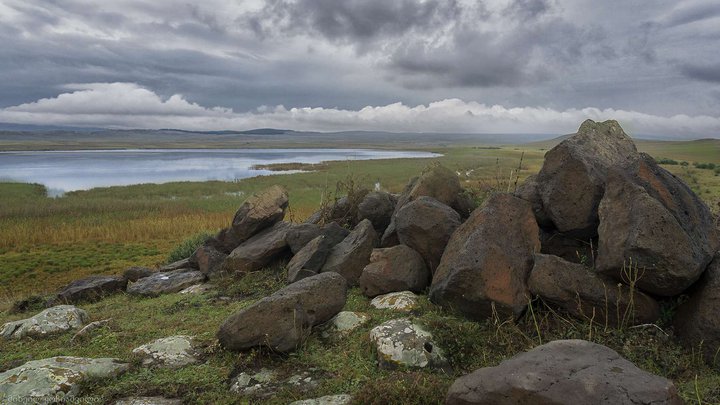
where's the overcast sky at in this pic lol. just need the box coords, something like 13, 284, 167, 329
0, 0, 719, 138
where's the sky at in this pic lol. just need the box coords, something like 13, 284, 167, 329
0, 0, 719, 138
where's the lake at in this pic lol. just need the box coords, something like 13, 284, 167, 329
0, 148, 440, 196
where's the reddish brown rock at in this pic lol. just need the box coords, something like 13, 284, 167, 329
222, 222, 293, 276
358, 245, 430, 297
321, 219, 378, 285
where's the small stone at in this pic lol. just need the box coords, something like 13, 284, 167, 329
71, 318, 112, 343
318, 311, 370, 338
289, 395, 353, 405
369, 318, 446, 369
114, 398, 183, 405
229, 368, 277, 395
132, 335, 198, 368
370, 291, 420, 312
179, 283, 215, 295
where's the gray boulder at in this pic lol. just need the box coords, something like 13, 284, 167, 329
0, 357, 128, 402
358, 245, 430, 297
395, 196, 461, 273
674, 253, 720, 368
286, 223, 323, 254
430, 193, 540, 320
54, 275, 126, 304
218, 272, 347, 352
2, 305, 88, 340
126, 269, 206, 297
445, 340, 682, 404
222, 221, 293, 275
123, 266, 154, 282
321, 219, 378, 285
534, 119, 639, 238
369, 318, 446, 369
596, 158, 719, 296
529, 254, 660, 326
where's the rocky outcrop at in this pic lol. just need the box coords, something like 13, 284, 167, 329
674, 253, 720, 368
217, 272, 347, 352
596, 158, 719, 296
430, 194, 540, 320
357, 191, 396, 234
222, 221, 293, 275
53, 275, 127, 304
358, 245, 430, 297
529, 254, 660, 326
132, 335, 198, 368
321, 219, 378, 285
0, 357, 129, 402
534, 119, 638, 238
445, 339, 682, 404
126, 269, 206, 297
395, 197, 461, 273
369, 318, 446, 369
2, 305, 88, 340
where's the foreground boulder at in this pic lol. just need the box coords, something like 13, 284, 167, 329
445, 339, 682, 404
321, 219, 378, 285
430, 194, 540, 320
596, 158, 719, 296
0, 356, 129, 402
53, 275, 127, 304
358, 245, 430, 297
674, 253, 720, 368
223, 221, 293, 275
218, 272, 347, 352
369, 318, 446, 369
395, 197, 461, 273
132, 335, 198, 368
529, 254, 660, 326
126, 269, 206, 297
534, 119, 638, 238
2, 305, 88, 340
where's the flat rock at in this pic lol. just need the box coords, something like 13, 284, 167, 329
321, 219, 378, 285
2, 305, 88, 340
114, 398, 182, 405
430, 193, 540, 320
179, 283, 215, 295
123, 266, 154, 282
126, 269, 206, 297
0, 356, 129, 402
318, 311, 370, 338
54, 275, 127, 304
395, 197, 461, 273
370, 291, 420, 312
445, 339, 682, 405
359, 245, 430, 297
529, 254, 660, 326
369, 318, 446, 369
132, 335, 198, 368
674, 253, 720, 368
218, 272, 348, 352
230, 368, 321, 398
230, 368, 277, 395
222, 221, 293, 275
71, 318, 112, 343
158, 258, 195, 272
289, 395, 353, 405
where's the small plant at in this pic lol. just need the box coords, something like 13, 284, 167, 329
658, 158, 679, 165
618, 258, 645, 329
166, 231, 214, 263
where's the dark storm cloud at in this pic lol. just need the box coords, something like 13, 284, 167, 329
680, 63, 720, 84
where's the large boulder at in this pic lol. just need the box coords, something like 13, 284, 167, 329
53, 275, 127, 304
529, 254, 660, 326
209, 186, 289, 252
222, 221, 293, 275
286, 223, 323, 254
514, 174, 552, 228
321, 219, 378, 285
445, 340, 682, 404
674, 253, 720, 368
369, 318, 446, 370
357, 191, 397, 234
358, 245, 430, 297
430, 194, 540, 320
395, 197, 461, 273
126, 269, 206, 297
190, 245, 227, 279
0, 357, 129, 402
596, 157, 719, 296
287, 231, 346, 284
2, 305, 88, 340
534, 119, 638, 238
217, 272, 348, 352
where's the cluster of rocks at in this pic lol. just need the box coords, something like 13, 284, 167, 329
3, 119, 718, 404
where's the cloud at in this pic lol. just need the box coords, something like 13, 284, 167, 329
1, 82, 718, 139
680, 63, 720, 84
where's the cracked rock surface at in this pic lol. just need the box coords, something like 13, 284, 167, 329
369, 318, 446, 369
2, 305, 88, 340
132, 335, 198, 368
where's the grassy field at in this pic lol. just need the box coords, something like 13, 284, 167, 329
1, 140, 719, 404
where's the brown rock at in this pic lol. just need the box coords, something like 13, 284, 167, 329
357, 191, 397, 234
287, 233, 342, 284
395, 197, 461, 273
223, 222, 293, 276
429, 194, 540, 320
54, 275, 127, 304
358, 245, 430, 297
217, 273, 347, 352
190, 245, 227, 279
123, 267, 154, 283
321, 219, 378, 285
529, 254, 660, 326
446, 339, 682, 405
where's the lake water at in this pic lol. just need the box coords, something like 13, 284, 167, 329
0, 148, 440, 196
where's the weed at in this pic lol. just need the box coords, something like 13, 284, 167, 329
166, 231, 214, 263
